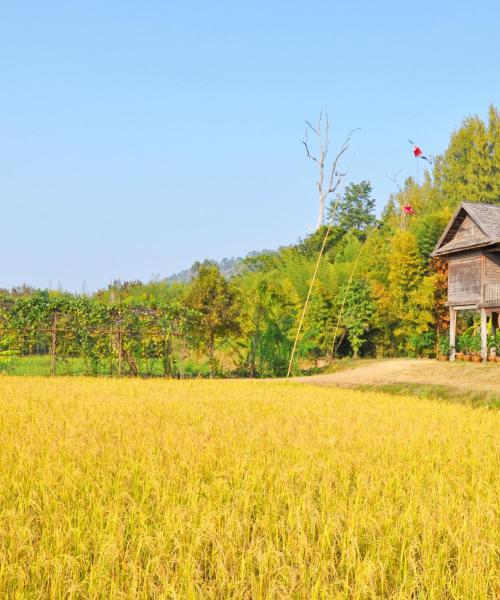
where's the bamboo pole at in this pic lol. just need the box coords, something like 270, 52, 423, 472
286, 199, 340, 379
330, 224, 380, 357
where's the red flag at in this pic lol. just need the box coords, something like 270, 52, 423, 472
408, 140, 431, 163
403, 204, 416, 215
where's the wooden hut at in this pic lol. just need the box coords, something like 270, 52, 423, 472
431, 201, 500, 361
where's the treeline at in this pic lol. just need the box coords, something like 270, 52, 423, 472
1, 106, 498, 377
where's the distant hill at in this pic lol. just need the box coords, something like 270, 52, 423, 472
165, 251, 275, 284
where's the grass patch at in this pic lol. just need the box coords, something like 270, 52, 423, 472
0, 354, 211, 378
353, 382, 500, 409
318, 357, 382, 375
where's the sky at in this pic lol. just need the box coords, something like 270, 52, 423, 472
1, 1, 499, 292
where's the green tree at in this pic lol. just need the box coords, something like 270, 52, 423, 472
301, 280, 337, 362
388, 231, 425, 351
411, 210, 451, 263
328, 181, 377, 238
235, 270, 299, 377
185, 262, 240, 376
294, 225, 344, 259
405, 275, 438, 357
434, 104, 500, 207
340, 280, 375, 358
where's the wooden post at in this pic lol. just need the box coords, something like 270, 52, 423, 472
480, 308, 488, 362
50, 312, 58, 376
449, 308, 457, 361
117, 326, 123, 376
491, 312, 498, 360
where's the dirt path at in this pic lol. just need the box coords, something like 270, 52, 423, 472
294, 358, 500, 394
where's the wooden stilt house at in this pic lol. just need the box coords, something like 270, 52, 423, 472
432, 201, 500, 361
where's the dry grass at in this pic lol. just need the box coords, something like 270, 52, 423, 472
0, 376, 499, 598
299, 358, 500, 396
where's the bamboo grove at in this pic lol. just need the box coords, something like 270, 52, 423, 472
0, 106, 498, 377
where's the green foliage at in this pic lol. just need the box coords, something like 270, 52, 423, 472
234, 263, 300, 376
339, 280, 375, 358
412, 210, 452, 263
434, 105, 500, 207
468, 334, 482, 354
295, 226, 344, 259
0, 293, 196, 377
458, 330, 481, 354
438, 334, 450, 357
301, 282, 336, 359
388, 231, 424, 320
185, 262, 240, 376
404, 275, 438, 357
328, 180, 377, 238
0, 106, 498, 374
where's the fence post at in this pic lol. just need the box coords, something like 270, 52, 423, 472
50, 312, 58, 376
117, 326, 123, 376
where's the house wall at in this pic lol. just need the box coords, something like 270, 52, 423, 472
484, 252, 500, 284
483, 252, 500, 304
448, 252, 483, 305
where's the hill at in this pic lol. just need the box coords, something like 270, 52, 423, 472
165, 250, 276, 284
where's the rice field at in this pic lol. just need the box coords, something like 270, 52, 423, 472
0, 377, 498, 598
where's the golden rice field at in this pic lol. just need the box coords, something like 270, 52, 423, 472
0, 377, 498, 599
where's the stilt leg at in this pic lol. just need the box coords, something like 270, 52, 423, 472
480, 308, 488, 363
449, 308, 457, 361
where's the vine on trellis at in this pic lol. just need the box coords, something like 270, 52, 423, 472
0, 294, 199, 377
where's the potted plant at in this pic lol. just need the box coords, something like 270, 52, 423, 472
437, 335, 449, 361
487, 335, 497, 362
469, 334, 482, 362
458, 332, 471, 360
493, 332, 500, 363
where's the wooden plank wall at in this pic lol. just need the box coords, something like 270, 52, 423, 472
484, 253, 500, 285
448, 255, 482, 303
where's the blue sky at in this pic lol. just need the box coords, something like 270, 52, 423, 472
1, 1, 499, 291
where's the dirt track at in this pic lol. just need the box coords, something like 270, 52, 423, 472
294, 358, 500, 395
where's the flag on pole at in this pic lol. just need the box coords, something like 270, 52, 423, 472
403, 204, 416, 215
408, 140, 431, 163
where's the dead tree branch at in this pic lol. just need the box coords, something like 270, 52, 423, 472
303, 114, 359, 229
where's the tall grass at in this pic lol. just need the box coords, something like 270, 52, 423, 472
0, 355, 212, 378
0, 377, 498, 598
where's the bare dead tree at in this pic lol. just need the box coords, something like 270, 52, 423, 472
303, 113, 358, 229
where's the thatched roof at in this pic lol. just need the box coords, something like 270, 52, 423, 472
431, 202, 500, 257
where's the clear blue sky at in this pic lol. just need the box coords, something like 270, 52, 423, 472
1, 1, 499, 292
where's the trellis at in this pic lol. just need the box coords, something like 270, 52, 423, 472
0, 297, 201, 377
